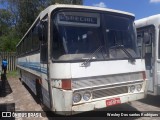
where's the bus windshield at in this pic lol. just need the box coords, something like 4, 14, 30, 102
52, 11, 139, 61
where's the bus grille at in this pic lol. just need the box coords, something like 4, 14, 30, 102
92, 86, 128, 99
72, 72, 142, 89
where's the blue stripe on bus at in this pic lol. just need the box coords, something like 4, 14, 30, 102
18, 62, 47, 74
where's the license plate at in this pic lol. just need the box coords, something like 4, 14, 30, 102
106, 98, 121, 107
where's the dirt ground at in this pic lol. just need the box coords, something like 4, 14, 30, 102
0, 74, 48, 120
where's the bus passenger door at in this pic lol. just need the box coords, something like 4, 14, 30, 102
137, 28, 154, 93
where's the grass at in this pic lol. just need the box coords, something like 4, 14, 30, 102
7, 70, 18, 78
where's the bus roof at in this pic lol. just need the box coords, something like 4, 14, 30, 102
16, 4, 135, 47
135, 14, 160, 28
39, 4, 135, 19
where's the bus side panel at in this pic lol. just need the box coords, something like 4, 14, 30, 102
17, 53, 50, 108
19, 68, 50, 108
156, 61, 160, 95
21, 69, 36, 94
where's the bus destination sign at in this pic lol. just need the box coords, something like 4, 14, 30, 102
59, 14, 97, 24
58, 12, 100, 27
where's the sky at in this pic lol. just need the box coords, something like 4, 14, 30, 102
84, 0, 160, 20
0, 0, 160, 20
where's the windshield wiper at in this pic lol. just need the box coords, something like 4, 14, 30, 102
111, 43, 135, 62
81, 46, 103, 67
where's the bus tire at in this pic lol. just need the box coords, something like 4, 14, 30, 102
36, 79, 43, 104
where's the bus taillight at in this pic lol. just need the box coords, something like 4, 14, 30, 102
62, 79, 72, 90
142, 71, 146, 80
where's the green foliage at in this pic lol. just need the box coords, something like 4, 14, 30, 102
0, 0, 83, 52
7, 70, 18, 78
0, 9, 12, 35
0, 28, 19, 52
15, 0, 83, 37
0, 8, 18, 52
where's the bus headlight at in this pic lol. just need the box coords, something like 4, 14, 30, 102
136, 84, 142, 92
83, 92, 91, 101
73, 93, 81, 103
130, 85, 135, 93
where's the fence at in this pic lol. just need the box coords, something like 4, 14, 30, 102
0, 52, 16, 71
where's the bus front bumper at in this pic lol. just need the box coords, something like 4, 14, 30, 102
71, 92, 145, 114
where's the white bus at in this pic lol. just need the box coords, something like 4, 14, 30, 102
16, 4, 147, 115
135, 14, 160, 95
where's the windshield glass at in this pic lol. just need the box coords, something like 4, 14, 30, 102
52, 11, 139, 61
104, 15, 139, 59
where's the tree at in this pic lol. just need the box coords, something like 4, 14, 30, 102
1, 0, 83, 37
0, 9, 18, 51
18, 0, 83, 36
0, 9, 12, 36
0, 29, 19, 52
0, 0, 83, 52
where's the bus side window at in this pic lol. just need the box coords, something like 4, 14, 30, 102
32, 24, 40, 51
52, 25, 65, 60
39, 19, 48, 63
143, 31, 152, 68
137, 34, 143, 56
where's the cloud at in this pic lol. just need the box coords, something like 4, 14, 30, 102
93, 2, 107, 8
150, 0, 160, 3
